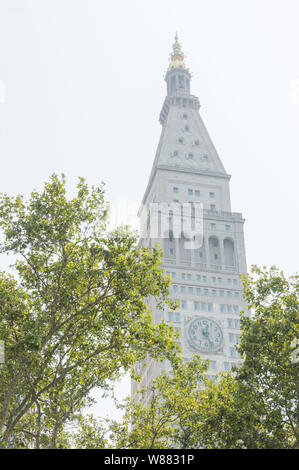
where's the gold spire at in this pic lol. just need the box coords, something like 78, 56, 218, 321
168, 33, 188, 72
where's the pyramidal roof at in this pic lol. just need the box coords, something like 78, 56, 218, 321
144, 35, 228, 198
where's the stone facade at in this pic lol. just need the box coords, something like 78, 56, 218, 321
132, 36, 248, 402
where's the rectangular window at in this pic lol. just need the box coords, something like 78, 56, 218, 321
168, 312, 174, 322
174, 313, 181, 323
181, 273, 186, 280
173, 187, 179, 193
204, 289, 209, 296
233, 279, 237, 286
234, 320, 240, 329
234, 292, 240, 298
197, 275, 201, 281
233, 305, 239, 314
220, 305, 225, 313
219, 290, 224, 297
210, 223, 216, 230
202, 276, 207, 282
188, 287, 193, 294
208, 303, 213, 312
201, 302, 207, 312
227, 278, 232, 285
212, 277, 216, 283
195, 190, 200, 197
187, 274, 191, 280
210, 204, 216, 211
218, 277, 222, 284
209, 192, 215, 198
188, 189, 193, 196
180, 286, 185, 293
196, 288, 201, 295
228, 319, 233, 328
212, 289, 217, 296
227, 291, 232, 298
210, 361, 216, 370
194, 302, 199, 311
227, 305, 232, 313
173, 285, 178, 292
225, 225, 231, 231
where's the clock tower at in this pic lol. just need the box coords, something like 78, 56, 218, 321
132, 35, 249, 399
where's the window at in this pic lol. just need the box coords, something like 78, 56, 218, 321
218, 277, 222, 284
194, 302, 199, 311
199, 251, 203, 258
209, 192, 215, 198
210, 223, 216, 230
170, 248, 174, 255
227, 305, 232, 313
195, 190, 200, 197
227, 291, 232, 298
212, 289, 217, 297
184, 126, 190, 132
178, 137, 184, 144
173, 285, 178, 292
173, 187, 179, 194
225, 225, 231, 231
187, 274, 191, 280
229, 333, 234, 343
234, 320, 240, 329
233, 305, 239, 315
228, 319, 233, 328
204, 289, 209, 296
173, 199, 179, 203
219, 290, 224, 297
233, 279, 237, 286
180, 286, 185, 293
234, 292, 240, 298
201, 302, 207, 311
168, 312, 174, 322
210, 361, 216, 370
188, 189, 193, 196
181, 301, 186, 309
182, 113, 188, 120
174, 313, 181, 323
227, 278, 232, 285
187, 153, 194, 159
172, 151, 179, 157
212, 277, 216, 283
214, 254, 218, 260
197, 275, 201, 281
202, 276, 207, 282
196, 288, 201, 295
210, 204, 216, 211
220, 305, 225, 313
201, 155, 209, 161
188, 287, 193, 294
194, 140, 200, 146
172, 272, 176, 279
181, 273, 186, 280
208, 303, 213, 312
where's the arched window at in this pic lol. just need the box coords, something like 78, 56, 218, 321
224, 238, 235, 267
209, 236, 221, 265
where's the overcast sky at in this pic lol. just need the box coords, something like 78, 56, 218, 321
0, 0, 298, 418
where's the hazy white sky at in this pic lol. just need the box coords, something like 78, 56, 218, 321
0, 0, 298, 418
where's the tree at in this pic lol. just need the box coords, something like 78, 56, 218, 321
0, 175, 180, 448
88, 266, 298, 449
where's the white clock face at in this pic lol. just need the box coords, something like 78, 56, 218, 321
187, 317, 223, 352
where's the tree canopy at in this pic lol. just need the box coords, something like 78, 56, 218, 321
0, 175, 179, 448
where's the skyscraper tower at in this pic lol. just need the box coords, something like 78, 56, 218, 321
132, 35, 248, 399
